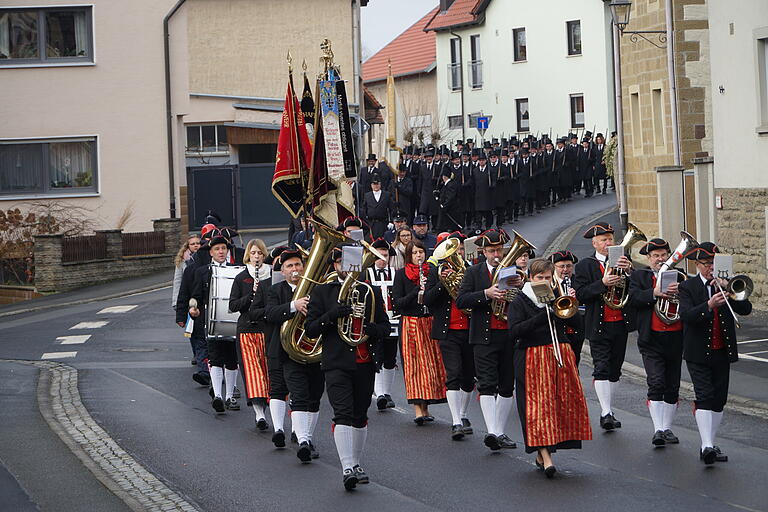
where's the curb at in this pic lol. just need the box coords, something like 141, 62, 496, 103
543, 203, 619, 256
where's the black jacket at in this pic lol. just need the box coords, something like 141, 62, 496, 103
577, 147, 595, 177
392, 267, 431, 318
363, 190, 392, 222
455, 262, 507, 345
507, 292, 581, 349
472, 165, 496, 211
679, 275, 752, 364
418, 161, 442, 215
175, 262, 199, 324
190, 262, 239, 338
265, 280, 298, 361
304, 280, 389, 371
573, 256, 636, 339
438, 178, 459, 211
628, 269, 684, 347
423, 263, 469, 340
228, 269, 269, 334
389, 175, 414, 218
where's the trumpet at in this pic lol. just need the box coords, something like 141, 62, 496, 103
602, 222, 646, 310
530, 281, 576, 368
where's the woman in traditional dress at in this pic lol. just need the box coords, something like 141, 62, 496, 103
392, 240, 446, 424
508, 258, 592, 478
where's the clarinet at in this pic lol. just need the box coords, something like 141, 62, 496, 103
417, 260, 426, 306
561, 275, 571, 295
252, 263, 262, 293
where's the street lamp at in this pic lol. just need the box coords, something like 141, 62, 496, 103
609, 0, 632, 32
609, 0, 666, 48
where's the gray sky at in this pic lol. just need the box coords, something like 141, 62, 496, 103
361, 0, 437, 60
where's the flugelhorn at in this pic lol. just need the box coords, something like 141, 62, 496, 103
433, 237, 469, 312
491, 230, 536, 322
337, 241, 386, 347
602, 222, 646, 310
654, 231, 697, 324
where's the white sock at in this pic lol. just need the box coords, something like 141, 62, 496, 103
334, 425, 356, 470
308, 411, 319, 442
224, 369, 238, 400
594, 380, 612, 416
494, 396, 515, 436
293, 411, 311, 444
352, 426, 368, 467
662, 402, 677, 431
711, 411, 723, 446
648, 401, 664, 432
373, 371, 385, 397
251, 403, 266, 420
446, 390, 462, 425
610, 380, 619, 402
382, 368, 395, 396
695, 409, 714, 450
210, 366, 224, 399
479, 395, 496, 435
269, 399, 286, 431
460, 390, 473, 419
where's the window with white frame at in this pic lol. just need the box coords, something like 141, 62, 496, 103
570, 94, 585, 128
469, 34, 482, 89
409, 114, 432, 130
567, 20, 582, 56
0, 137, 98, 196
516, 99, 529, 132
186, 125, 229, 153
448, 37, 462, 91
759, 36, 768, 129
513, 28, 527, 62
0, 6, 93, 65
448, 115, 463, 130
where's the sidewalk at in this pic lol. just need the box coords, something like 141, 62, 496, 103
563, 210, 768, 415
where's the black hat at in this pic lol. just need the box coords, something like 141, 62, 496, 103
208, 235, 230, 249
530, 141, 539, 149
371, 174, 381, 184
447, 230, 467, 241
414, 147, 423, 156
451, 151, 460, 159
455, 140, 464, 146
471, 148, 481, 157
686, 241, 719, 261
441, 166, 453, 178
583, 221, 614, 239
520, 147, 529, 155
342, 217, 363, 229
278, 248, 302, 266
569, 133, 578, 139
596, 133, 604, 139
204, 210, 222, 226
474, 228, 510, 248
556, 137, 567, 144
525, 249, 536, 258
581, 137, 590, 143
371, 238, 396, 256
489, 150, 499, 157
265, 245, 289, 265
424, 149, 435, 157
413, 214, 429, 225
639, 238, 670, 255
585, 130, 593, 138
483, 141, 492, 149
466, 138, 474, 144
404, 146, 413, 155
491, 138, 499, 144
366, 153, 377, 161
393, 214, 407, 222
478, 153, 487, 161
549, 250, 578, 264
501, 149, 509, 157
461, 148, 470, 156
501, 138, 508, 144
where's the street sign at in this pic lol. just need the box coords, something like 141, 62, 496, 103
350, 113, 370, 136
477, 116, 489, 131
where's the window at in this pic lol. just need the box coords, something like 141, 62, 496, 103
651, 87, 664, 147
0, 138, 98, 196
439, 0, 455, 12
567, 20, 582, 56
630, 91, 642, 150
759, 37, 768, 129
448, 37, 462, 91
570, 94, 585, 128
469, 35, 482, 89
516, 99, 530, 132
0, 7, 93, 65
409, 114, 432, 129
467, 113, 481, 129
513, 28, 527, 62
448, 115, 463, 130
186, 125, 229, 153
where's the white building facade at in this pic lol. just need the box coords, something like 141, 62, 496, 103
428, 0, 616, 143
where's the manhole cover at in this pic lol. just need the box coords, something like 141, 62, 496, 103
115, 348, 162, 352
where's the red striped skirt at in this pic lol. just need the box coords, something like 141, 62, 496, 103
400, 316, 447, 404
238, 333, 269, 400
525, 343, 592, 448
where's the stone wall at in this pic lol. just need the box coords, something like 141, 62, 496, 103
714, 188, 768, 310
33, 219, 180, 293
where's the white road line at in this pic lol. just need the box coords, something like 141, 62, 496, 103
70, 321, 109, 329
740, 353, 768, 363
56, 335, 91, 345
744, 350, 768, 356
97, 305, 137, 314
41, 352, 77, 359
737, 338, 768, 345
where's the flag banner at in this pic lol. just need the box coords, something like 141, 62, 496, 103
301, 74, 315, 141
319, 79, 346, 181
335, 80, 358, 179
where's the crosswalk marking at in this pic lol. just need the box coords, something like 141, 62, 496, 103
41, 352, 77, 360
70, 321, 109, 329
740, 353, 768, 363
98, 305, 138, 314
56, 335, 91, 345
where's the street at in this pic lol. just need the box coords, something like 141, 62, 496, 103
2, 193, 768, 512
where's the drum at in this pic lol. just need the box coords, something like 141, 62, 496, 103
205, 264, 245, 341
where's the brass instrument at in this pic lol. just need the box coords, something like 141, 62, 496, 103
654, 231, 697, 324
552, 280, 580, 320
433, 237, 469, 311
280, 220, 346, 364
530, 281, 570, 367
602, 222, 647, 310
712, 274, 753, 329
337, 241, 387, 346
491, 230, 536, 322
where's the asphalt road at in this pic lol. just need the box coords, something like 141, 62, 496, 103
2, 193, 767, 512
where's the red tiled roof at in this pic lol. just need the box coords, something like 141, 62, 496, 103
423, 0, 490, 32
362, 7, 438, 83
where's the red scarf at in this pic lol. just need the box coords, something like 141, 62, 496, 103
405, 262, 428, 284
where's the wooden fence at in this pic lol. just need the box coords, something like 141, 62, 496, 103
62, 234, 107, 263
121, 231, 166, 257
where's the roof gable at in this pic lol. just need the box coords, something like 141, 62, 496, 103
423, 0, 491, 32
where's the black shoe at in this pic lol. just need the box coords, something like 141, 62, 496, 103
713, 446, 728, 462
192, 372, 210, 386
600, 414, 616, 431
272, 430, 286, 448
291, 431, 298, 444
191, 359, 197, 366
343, 468, 358, 490
297, 442, 312, 463
309, 441, 319, 459
384, 394, 395, 408
376, 395, 388, 411
414, 416, 426, 426
451, 424, 465, 441
256, 418, 269, 431
663, 429, 680, 444
614, 417, 622, 428
544, 465, 557, 479
225, 398, 240, 411
424, 415, 435, 422
353, 465, 369, 484
484, 433, 500, 451
233, 386, 241, 399
535, 458, 544, 470
700, 447, 717, 465
212, 396, 225, 413
497, 434, 517, 449
461, 418, 473, 435
208, 386, 215, 399
652, 431, 666, 446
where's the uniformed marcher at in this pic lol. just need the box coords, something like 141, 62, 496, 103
593, 133, 608, 195
389, 165, 414, 225
418, 149, 441, 226
362, 175, 392, 240
577, 138, 595, 198
459, 149, 475, 228
550, 250, 585, 366
472, 153, 495, 230
679, 242, 752, 464
437, 166, 460, 232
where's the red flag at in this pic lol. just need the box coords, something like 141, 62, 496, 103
272, 78, 312, 218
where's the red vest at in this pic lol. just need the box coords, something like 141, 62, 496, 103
448, 301, 469, 330
487, 267, 509, 330
711, 308, 725, 350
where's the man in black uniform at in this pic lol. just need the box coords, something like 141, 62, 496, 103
679, 242, 752, 464
554, 138, 570, 203
471, 153, 495, 231
577, 138, 595, 197
593, 133, 608, 194
265, 249, 323, 461
389, 165, 414, 225
566, 134, 580, 196
419, 149, 441, 226
550, 250, 585, 365
437, 166, 460, 232
425, 231, 475, 440
456, 229, 519, 451
573, 222, 636, 431
362, 175, 392, 240
305, 245, 389, 490
459, 149, 475, 228
518, 147, 535, 216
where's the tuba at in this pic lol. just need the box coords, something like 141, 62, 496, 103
602, 222, 647, 310
491, 230, 536, 322
337, 241, 387, 346
654, 231, 697, 324
280, 220, 347, 364
434, 237, 469, 310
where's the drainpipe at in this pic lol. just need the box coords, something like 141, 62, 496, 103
666, 0, 681, 166
352, 0, 365, 164
163, 0, 188, 219
612, 23, 628, 228
449, 29, 466, 141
